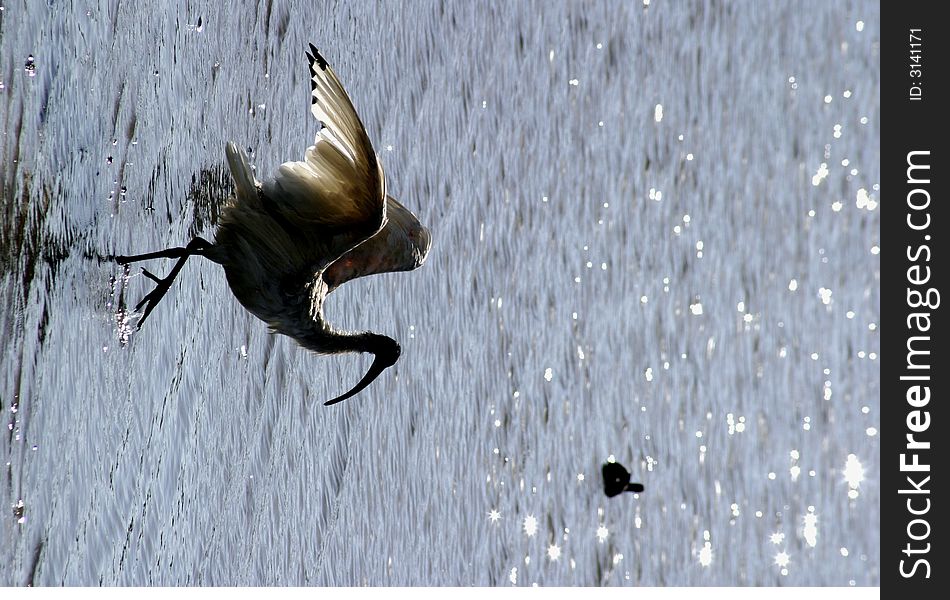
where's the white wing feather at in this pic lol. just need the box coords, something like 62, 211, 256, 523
262, 45, 385, 228
224, 142, 260, 206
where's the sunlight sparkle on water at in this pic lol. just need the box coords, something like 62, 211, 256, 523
856, 188, 877, 210
843, 454, 865, 497
488, 509, 501, 523
547, 544, 561, 561
726, 413, 746, 435
698, 530, 713, 567
698, 543, 712, 567
803, 507, 819, 547
523, 515, 538, 536
596, 525, 609, 543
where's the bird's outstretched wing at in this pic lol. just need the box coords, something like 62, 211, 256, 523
323, 196, 432, 291
262, 45, 386, 230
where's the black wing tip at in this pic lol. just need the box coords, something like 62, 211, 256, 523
307, 43, 328, 71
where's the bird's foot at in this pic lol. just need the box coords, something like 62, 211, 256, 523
132, 267, 176, 329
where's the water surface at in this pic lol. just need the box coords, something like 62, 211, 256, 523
1, 0, 880, 586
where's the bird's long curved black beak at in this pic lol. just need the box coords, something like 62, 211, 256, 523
324, 340, 401, 405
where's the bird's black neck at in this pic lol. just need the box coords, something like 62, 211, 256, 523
295, 326, 401, 406
289, 315, 398, 361
301, 328, 391, 357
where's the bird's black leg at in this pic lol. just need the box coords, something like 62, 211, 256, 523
114, 237, 213, 329
113, 237, 213, 264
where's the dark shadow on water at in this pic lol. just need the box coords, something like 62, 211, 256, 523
1, 171, 108, 342
185, 165, 233, 239
26, 537, 44, 586
111, 163, 232, 344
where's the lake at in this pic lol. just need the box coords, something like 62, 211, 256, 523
0, 0, 880, 586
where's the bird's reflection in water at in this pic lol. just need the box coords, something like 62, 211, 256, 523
115, 44, 431, 405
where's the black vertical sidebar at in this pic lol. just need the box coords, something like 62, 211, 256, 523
881, 2, 946, 594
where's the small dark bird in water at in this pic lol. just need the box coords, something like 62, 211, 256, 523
602, 461, 645, 497
114, 44, 431, 405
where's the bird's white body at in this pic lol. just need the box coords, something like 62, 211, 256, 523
213, 143, 428, 349
117, 45, 430, 404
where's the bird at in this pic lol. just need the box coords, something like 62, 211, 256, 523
602, 461, 645, 497
114, 44, 431, 405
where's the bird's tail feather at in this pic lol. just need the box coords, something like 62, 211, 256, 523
225, 142, 260, 204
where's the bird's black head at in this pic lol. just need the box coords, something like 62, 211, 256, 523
376, 334, 402, 367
